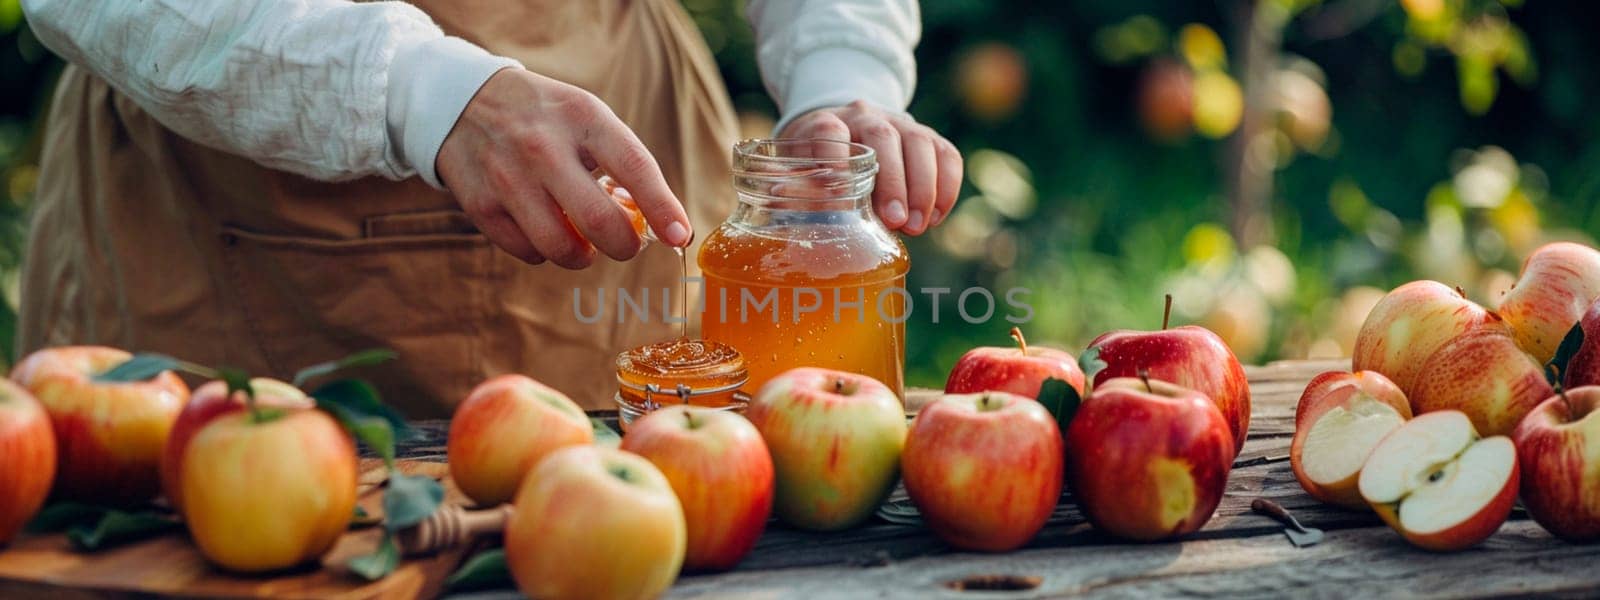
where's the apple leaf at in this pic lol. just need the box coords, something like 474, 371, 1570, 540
1036, 377, 1082, 436
1078, 346, 1107, 384
446, 548, 512, 592
66, 510, 181, 551
91, 354, 183, 383
591, 418, 621, 448
348, 534, 400, 581
321, 400, 397, 468
383, 472, 444, 532
1547, 323, 1586, 386
25, 502, 107, 533
293, 348, 398, 388
311, 379, 418, 442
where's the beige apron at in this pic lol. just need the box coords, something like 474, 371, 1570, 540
17, 0, 739, 416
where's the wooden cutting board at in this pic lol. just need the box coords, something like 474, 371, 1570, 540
0, 459, 481, 599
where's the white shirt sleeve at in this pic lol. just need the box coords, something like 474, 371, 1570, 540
21, 0, 520, 188
746, 0, 921, 133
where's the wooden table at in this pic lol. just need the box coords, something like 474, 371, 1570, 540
438, 359, 1600, 599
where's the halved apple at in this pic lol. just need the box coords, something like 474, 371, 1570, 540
1357, 410, 1519, 551
1291, 377, 1410, 509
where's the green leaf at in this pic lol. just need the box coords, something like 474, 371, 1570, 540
591, 418, 621, 448
1078, 346, 1107, 383
446, 548, 512, 592
347, 534, 400, 581
64, 510, 181, 551
1036, 377, 1082, 435
1548, 323, 1586, 386
25, 502, 108, 533
293, 348, 398, 388
322, 401, 397, 468
312, 379, 417, 442
92, 354, 183, 383
383, 472, 444, 532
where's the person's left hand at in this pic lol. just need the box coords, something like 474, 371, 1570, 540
778, 101, 962, 236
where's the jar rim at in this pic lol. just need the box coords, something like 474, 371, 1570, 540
733, 138, 875, 164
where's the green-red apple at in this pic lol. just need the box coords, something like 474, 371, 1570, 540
1512, 386, 1600, 541
944, 327, 1086, 398
1409, 328, 1553, 436
1497, 242, 1600, 363
902, 391, 1062, 551
182, 408, 358, 572
448, 374, 593, 507
11, 346, 189, 504
505, 445, 685, 600
621, 405, 773, 571
160, 378, 311, 513
1064, 377, 1233, 541
746, 367, 906, 531
0, 379, 55, 545
1352, 280, 1505, 396
1088, 323, 1250, 455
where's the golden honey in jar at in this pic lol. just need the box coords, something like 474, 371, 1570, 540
615, 337, 750, 429
699, 139, 910, 399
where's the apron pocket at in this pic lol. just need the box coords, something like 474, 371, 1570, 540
218, 215, 493, 416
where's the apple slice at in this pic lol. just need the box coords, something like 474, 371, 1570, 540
1292, 385, 1409, 509
1357, 410, 1519, 551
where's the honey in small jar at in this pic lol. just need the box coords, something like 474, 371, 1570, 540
615, 337, 750, 429
700, 139, 910, 398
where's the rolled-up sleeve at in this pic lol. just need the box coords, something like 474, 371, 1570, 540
747, 0, 921, 132
21, 0, 519, 187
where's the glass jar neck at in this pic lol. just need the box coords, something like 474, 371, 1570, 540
730, 139, 878, 214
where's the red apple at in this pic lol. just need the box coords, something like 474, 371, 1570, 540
902, 391, 1062, 551
621, 405, 773, 571
1064, 376, 1233, 541
1409, 328, 1553, 437
505, 445, 685, 600
1497, 242, 1600, 364
182, 408, 358, 572
448, 374, 594, 507
160, 378, 312, 512
1511, 386, 1600, 541
1358, 410, 1518, 551
10, 346, 189, 503
0, 380, 55, 545
1291, 371, 1411, 509
945, 327, 1085, 398
1087, 307, 1250, 455
1352, 281, 1505, 396
1562, 297, 1600, 389
745, 367, 906, 531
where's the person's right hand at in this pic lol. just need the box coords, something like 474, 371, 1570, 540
436, 68, 692, 269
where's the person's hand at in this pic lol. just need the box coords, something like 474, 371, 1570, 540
437, 68, 691, 268
778, 100, 962, 236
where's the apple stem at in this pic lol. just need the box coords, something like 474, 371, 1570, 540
1138, 368, 1152, 393
1550, 364, 1572, 415
1010, 327, 1028, 356
834, 378, 845, 394
1162, 295, 1173, 330
1455, 285, 1468, 299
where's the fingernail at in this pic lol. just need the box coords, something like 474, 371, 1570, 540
884, 200, 907, 226
664, 222, 691, 247
929, 208, 943, 226
906, 210, 925, 233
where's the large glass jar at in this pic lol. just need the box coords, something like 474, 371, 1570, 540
699, 139, 911, 399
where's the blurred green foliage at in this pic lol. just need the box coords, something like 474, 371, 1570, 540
2, 1, 1597, 385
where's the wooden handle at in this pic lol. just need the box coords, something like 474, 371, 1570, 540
1250, 498, 1298, 529
396, 504, 512, 557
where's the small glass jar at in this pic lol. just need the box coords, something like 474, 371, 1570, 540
699, 139, 910, 399
615, 338, 751, 429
